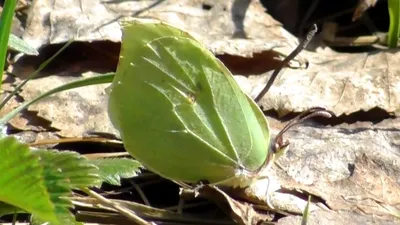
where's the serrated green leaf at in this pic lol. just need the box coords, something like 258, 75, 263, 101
89, 158, 143, 186
0, 137, 59, 224
40, 161, 75, 223
33, 149, 102, 188
31, 149, 102, 224
0, 143, 102, 224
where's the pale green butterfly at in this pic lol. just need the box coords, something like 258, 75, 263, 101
108, 18, 328, 188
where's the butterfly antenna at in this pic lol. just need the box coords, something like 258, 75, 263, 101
273, 107, 333, 153
255, 108, 333, 175
254, 24, 318, 102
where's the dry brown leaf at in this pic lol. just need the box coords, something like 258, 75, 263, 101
0, 74, 53, 133
296, 154, 400, 217
14, 72, 118, 137
243, 47, 400, 117
272, 124, 399, 218
277, 210, 400, 225
22, 0, 299, 59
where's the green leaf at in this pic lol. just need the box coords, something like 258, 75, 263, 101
388, 0, 400, 48
301, 195, 312, 225
0, 139, 101, 224
0, 0, 17, 83
108, 19, 270, 188
0, 137, 59, 224
33, 149, 102, 188
89, 158, 143, 186
31, 149, 101, 224
0, 202, 23, 217
39, 159, 75, 223
8, 34, 38, 55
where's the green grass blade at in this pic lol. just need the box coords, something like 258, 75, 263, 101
0, 0, 17, 85
301, 195, 312, 225
388, 0, 400, 48
0, 72, 114, 126
8, 34, 39, 55
0, 40, 74, 110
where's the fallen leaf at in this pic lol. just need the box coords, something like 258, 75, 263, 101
20, 0, 303, 67
15, 72, 118, 137
244, 47, 400, 117
262, 124, 399, 218
277, 209, 400, 225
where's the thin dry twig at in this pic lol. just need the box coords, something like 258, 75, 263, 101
81, 187, 155, 225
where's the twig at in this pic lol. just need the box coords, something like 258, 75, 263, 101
81, 187, 155, 225
129, 179, 151, 206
